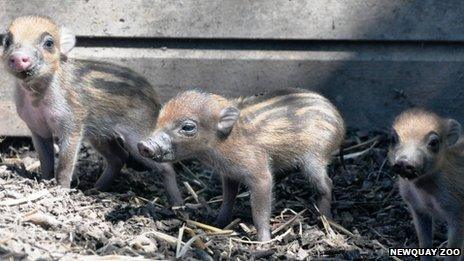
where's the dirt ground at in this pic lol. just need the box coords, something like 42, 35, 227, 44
0, 130, 447, 260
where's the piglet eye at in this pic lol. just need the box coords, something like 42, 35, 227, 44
182, 123, 196, 132
3, 36, 11, 49
427, 133, 440, 153
43, 38, 54, 49
180, 121, 197, 136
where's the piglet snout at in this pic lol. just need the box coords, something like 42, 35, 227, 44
138, 140, 158, 158
392, 160, 418, 179
138, 132, 174, 162
9, 52, 32, 71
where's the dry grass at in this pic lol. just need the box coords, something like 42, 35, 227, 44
0, 131, 448, 260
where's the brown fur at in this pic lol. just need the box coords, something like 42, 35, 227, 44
2, 16, 183, 205
141, 88, 345, 241
389, 108, 464, 259
393, 109, 444, 148
8, 16, 61, 74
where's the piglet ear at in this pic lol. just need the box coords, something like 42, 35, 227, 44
217, 106, 240, 137
446, 119, 461, 147
60, 27, 76, 55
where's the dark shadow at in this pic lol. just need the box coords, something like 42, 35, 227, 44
302, 1, 454, 255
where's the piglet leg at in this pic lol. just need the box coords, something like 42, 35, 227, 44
248, 169, 273, 242
157, 162, 183, 206
302, 156, 333, 218
55, 128, 83, 188
215, 176, 240, 227
446, 220, 464, 261
30, 131, 55, 179
92, 138, 129, 191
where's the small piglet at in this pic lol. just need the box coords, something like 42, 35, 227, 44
2, 16, 182, 205
389, 109, 464, 260
138, 88, 345, 241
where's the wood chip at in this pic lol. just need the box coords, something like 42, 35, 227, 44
186, 220, 234, 234
23, 212, 61, 228
0, 190, 49, 206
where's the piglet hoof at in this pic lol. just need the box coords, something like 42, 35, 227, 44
317, 204, 333, 220
41, 172, 54, 180
94, 175, 115, 191
55, 176, 71, 188
169, 198, 184, 208
320, 213, 333, 222
317, 210, 333, 222
213, 216, 231, 228
57, 181, 71, 189
257, 231, 271, 243
83, 188, 100, 196
94, 181, 112, 192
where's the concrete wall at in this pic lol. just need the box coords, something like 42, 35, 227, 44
1, 0, 463, 136
1, 0, 462, 40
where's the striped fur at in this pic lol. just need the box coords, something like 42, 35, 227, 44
152, 88, 345, 241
